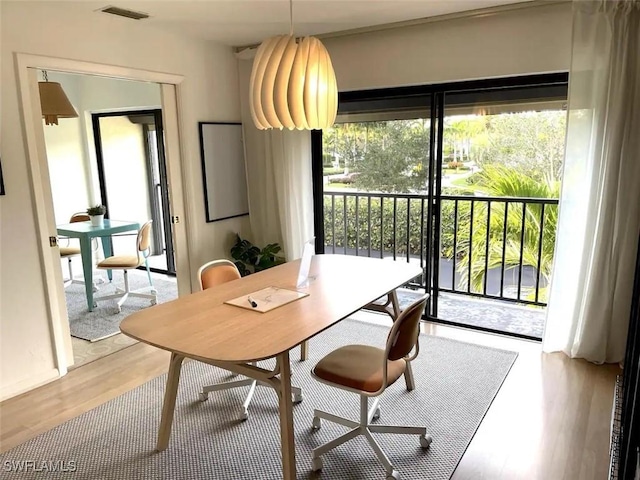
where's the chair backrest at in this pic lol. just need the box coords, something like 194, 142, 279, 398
136, 221, 153, 258
385, 293, 429, 362
70, 212, 90, 223
197, 259, 241, 291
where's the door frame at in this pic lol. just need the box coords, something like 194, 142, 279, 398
15, 53, 192, 375
91, 109, 176, 275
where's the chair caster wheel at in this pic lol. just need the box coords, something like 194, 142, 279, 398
150, 299, 157, 306
198, 392, 208, 402
372, 406, 381, 421
115, 306, 121, 314
312, 457, 323, 472
92, 286, 98, 293
239, 409, 249, 421
419, 434, 433, 449
386, 471, 400, 480
293, 392, 303, 404
92, 302, 98, 308
311, 416, 321, 431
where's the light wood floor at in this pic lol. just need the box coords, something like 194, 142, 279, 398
0, 316, 619, 479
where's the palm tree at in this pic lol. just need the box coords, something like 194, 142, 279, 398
455, 165, 559, 301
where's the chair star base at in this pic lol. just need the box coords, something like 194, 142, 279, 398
93, 269, 157, 313
199, 376, 304, 421
311, 395, 432, 479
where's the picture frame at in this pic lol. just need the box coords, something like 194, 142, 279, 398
0, 156, 5, 196
198, 122, 248, 222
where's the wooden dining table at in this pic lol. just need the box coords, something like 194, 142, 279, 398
120, 254, 422, 479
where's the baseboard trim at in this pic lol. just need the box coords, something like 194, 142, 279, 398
0, 368, 61, 402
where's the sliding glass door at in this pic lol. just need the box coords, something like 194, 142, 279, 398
92, 109, 176, 275
312, 74, 568, 339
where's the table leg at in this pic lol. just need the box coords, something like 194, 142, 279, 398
390, 290, 401, 319
100, 236, 113, 282
79, 237, 95, 311
300, 340, 308, 361
157, 353, 185, 452
277, 350, 296, 480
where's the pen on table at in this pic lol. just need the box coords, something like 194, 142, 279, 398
247, 296, 257, 308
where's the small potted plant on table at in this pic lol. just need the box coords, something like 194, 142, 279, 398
87, 204, 106, 227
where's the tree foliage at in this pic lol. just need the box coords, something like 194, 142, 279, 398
324, 110, 566, 193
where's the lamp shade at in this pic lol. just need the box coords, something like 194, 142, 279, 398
38, 81, 78, 125
249, 35, 337, 130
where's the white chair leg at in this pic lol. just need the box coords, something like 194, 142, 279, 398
313, 428, 361, 459
364, 429, 397, 476
240, 380, 258, 420
313, 409, 359, 429
201, 378, 255, 397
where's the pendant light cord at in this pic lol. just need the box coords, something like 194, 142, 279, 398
289, 0, 293, 36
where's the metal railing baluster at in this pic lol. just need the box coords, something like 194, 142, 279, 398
535, 204, 546, 303
380, 197, 384, 259
406, 198, 411, 263
483, 201, 492, 296
517, 202, 527, 300
452, 199, 458, 292
367, 196, 372, 257
343, 194, 348, 255
500, 202, 508, 298
355, 195, 359, 256
331, 194, 336, 254
392, 197, 397, 261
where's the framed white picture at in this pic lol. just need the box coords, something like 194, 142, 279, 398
198, 122, 249, 222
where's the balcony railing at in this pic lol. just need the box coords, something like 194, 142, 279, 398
323, 190, 559, 307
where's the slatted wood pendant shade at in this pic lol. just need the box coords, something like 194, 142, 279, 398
249, 34, 338, 130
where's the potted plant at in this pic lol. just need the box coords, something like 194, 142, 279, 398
230, 234, 285, 276
86, 204, 106, 227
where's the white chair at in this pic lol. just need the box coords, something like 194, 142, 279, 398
60, 212, 98, 290
197, 259, 303, 421
310, 294, 432, 480
93, 220, 157, 313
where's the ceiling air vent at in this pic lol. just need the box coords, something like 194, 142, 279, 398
100, 6, 149, 20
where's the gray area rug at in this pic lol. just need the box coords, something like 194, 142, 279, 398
0, 319, 517, 480
66, 270, 178, 342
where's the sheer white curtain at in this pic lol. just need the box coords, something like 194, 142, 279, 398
237, 58, 314, 260
544, 0, 640, 363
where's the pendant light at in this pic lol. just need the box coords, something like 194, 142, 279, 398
39, 71, 78, 126
249, 0, 338, 130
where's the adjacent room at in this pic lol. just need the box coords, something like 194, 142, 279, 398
1, 1, 639, 480
41, 70, 178, 367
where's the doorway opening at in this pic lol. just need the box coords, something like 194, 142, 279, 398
39, 70, 179, 368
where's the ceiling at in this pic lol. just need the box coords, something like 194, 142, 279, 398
74, 0, 534, 47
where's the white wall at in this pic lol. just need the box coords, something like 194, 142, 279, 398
43, 72, 163, 225
323, 2, 572, 91
41, 73, 90, 224
0, 1, 250, 400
